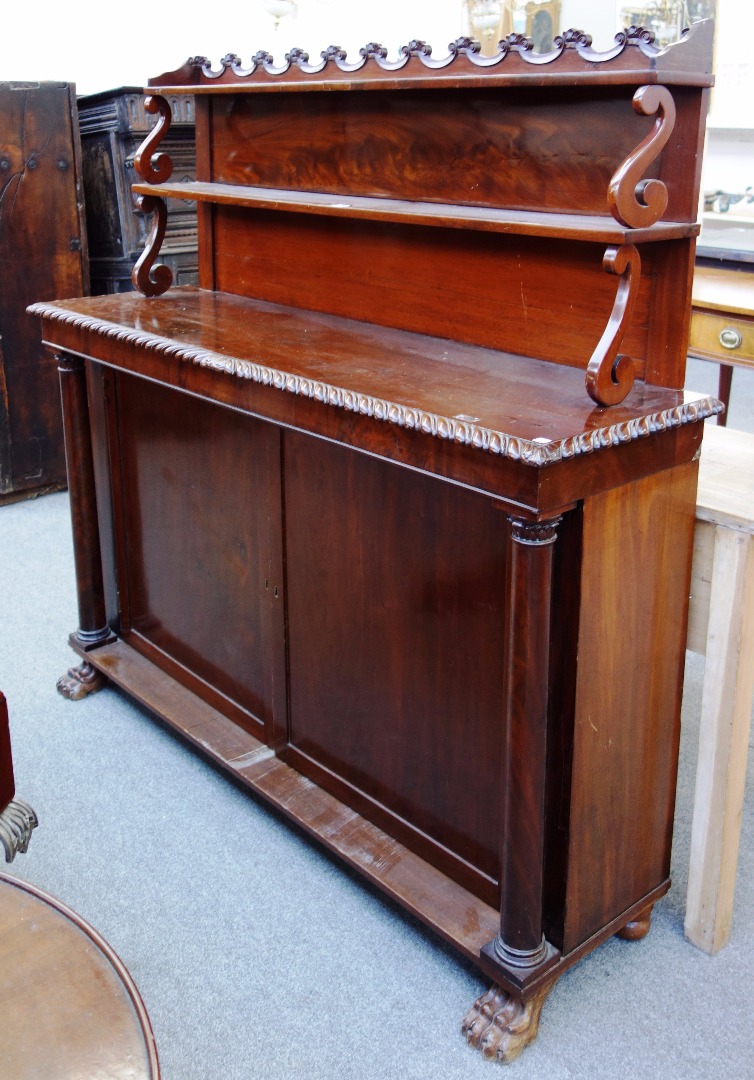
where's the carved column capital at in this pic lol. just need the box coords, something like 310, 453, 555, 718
54, 350, 83, 372
509, 517, 561, 546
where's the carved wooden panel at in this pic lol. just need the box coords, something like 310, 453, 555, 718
0, 81, 88, 499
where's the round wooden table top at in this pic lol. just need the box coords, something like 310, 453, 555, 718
0, 873, 160, 1078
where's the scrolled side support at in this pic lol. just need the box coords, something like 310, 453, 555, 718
608, 85, 676, 229
133, 95, 173, 184
585, 244, 640, 408
132, 194, 173, 297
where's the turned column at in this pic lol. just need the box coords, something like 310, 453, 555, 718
57, 352, 111, 649
491, 515, 561, 977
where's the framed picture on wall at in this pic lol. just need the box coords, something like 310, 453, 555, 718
525, 0, 560, 52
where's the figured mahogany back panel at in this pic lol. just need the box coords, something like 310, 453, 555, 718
196, 80, 702, 387
207, 86, 700, 219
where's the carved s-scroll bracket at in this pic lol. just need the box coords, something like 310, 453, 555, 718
133, 95, 173, 183
132, 194, 173, 297
585, 244, 640, 408
608, 85, 676, 229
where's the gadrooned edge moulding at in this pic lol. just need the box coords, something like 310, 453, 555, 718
27, 303, 724, 468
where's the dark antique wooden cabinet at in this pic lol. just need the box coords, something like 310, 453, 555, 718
0, 81, 88, 500
77, 87, 198, 295
30, 25, 719, 1061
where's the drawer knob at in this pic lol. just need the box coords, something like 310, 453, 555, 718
719, 327, 742, 350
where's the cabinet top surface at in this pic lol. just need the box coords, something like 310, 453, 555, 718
30, 288, 720, 468
147, 21, 714, 93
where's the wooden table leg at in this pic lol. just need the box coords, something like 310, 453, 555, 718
685, 526, 754, 953
716, 364, 733, 427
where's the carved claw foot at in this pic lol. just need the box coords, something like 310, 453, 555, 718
462, 982, 552, 1063
0, 798, 38, 862
57, 661, 106, 701
617, 903, 654, 941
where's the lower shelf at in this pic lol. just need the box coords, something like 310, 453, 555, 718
73, 637, 500, 964
72, 636, 671, 992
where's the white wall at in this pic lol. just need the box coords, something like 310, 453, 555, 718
4, 1, 745, 115
708, 0, 754, 128
3, 0, 464, 94
3, 1, 632, 96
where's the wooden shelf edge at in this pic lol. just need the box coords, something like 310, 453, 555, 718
131, 180, 700, 243
72, 637, 500, 964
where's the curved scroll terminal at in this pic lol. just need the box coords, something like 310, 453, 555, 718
134, 95, 173, 184
585, 244, 640, 407
132, 194, 173, 297
608, 85, 676, 229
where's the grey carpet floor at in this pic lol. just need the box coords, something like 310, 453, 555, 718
1, 361, 753, 1078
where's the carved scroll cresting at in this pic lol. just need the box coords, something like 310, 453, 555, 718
586, 244, 640, 408
131, 194, 173, 297
174, 23, 695, 82
608, 85, 676, 229
133, 95, 173, 184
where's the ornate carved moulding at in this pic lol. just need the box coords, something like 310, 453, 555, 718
26, 301, 724, 467
147, 20, 714, 89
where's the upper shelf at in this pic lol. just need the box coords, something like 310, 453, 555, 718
131, 180, 700, 244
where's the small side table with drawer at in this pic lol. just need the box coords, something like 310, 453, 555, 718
689, 266, 754, 425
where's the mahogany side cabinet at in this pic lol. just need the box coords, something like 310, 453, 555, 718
29, 24, 720, 1062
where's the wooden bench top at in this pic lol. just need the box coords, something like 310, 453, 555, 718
697, 423, 754, 533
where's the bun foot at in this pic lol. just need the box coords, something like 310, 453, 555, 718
462, 982, 553, 1063
616, 903, 654, 941
57, 661, 106, 701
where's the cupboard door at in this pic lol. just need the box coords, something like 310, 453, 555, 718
283, 431, 507, 905
110, 373, 283, 739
